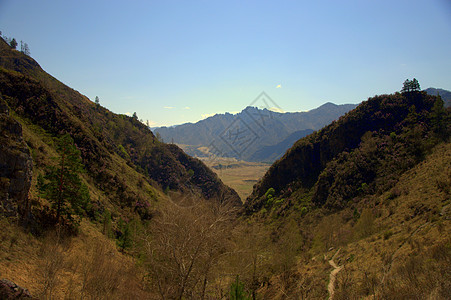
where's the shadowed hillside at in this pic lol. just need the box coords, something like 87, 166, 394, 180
246, 91, 449, 212
241, 89, 450, 299
0, 37, 240, 212
0, 36, 241, 298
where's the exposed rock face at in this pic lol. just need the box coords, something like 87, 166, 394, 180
0, 279, 35, 299
0, 97, 32, 219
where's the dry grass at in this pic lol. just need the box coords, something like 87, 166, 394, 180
201, 158, 270, 201
260, 142, 451, 299
0, 219, 152, 299
0, 218, 41, 294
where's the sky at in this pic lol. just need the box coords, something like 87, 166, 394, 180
1, 0, 450, 126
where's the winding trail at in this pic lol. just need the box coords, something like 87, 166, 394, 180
327, 249, 342, 300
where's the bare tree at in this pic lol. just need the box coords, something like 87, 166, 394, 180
37, 229, 66, 299
225, 222, 273, 300
20, 40, 30, 56
142, 195, 236, 299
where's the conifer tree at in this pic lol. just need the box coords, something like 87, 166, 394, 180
430, 94, 446, 138
9, 38, 17, 49
402, 78, 421, 93
411, 78, 420, 91
38, 134, 90, 223
401, 79, 411, 93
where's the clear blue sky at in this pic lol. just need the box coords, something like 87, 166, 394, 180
1, 0, 450, 126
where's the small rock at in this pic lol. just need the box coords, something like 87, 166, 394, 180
0, 279, 35, 299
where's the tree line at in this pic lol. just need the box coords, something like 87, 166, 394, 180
0, 31, 30, 56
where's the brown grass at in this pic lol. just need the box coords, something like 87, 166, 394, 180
257, 142, 451, 299
201, 158, 270, 201
0, 219, 152, 299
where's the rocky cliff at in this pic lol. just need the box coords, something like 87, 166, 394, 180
0, 96, 32, 219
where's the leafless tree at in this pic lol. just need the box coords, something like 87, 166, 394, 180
142, 195, 237, 299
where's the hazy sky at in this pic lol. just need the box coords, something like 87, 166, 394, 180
1, 0, 450, 126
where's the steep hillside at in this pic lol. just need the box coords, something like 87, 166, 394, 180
0, 97, 32, 220
248, 129, 314, 163
0, 36, 240, 298
155, 103, 356, 162
257, 141, 450, 299
246, 91, 449, 213
0, 36, 240, 221
242, 90, 450, 299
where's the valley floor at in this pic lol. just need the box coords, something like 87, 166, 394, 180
200, 157, 270, 202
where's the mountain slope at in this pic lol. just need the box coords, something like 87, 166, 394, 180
246, 90, 449, 213
0, 37, 240, 221
155, 103, 357, 162
425, 87, 451, 107
247, 129, 314, 163
259, 141, 450, 299
242, 90, 450, 298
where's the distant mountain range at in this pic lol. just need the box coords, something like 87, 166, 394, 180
425, 87, 451, 107
0, 37, 241, 215
246, 89, 449, 211
154, 103, 357, 162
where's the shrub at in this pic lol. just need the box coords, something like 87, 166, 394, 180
383, 230, 393, 240
229, 276, 250, 300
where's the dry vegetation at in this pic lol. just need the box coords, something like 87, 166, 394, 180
2, 37, 450, 299
1, 144, 449, 299
259, 141, 451, 299
201, 157, 270, 201
0, 194, 303, 299
0, 219, 151, 299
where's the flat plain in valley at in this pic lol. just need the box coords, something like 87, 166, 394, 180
200, 157, 270, 202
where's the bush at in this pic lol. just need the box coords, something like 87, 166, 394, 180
383, 230, 393, 240
229, 276, 250, 300
264, 188, 276, 209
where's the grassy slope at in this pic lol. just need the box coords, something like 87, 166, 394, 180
0, 218, 154, 299
242, 91, 450, 298
258, 141, 450, 299
0, 37, 238, 298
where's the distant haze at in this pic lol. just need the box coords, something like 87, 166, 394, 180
1, 1, 450, 126
154, 102, 357, 162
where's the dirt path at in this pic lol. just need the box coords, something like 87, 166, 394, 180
327, 249, 342, 300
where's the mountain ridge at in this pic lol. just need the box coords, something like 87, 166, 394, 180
154, 102, 357, 162
0, 37, 241, 225
425, 87, 451, 107
245, 90, 449, 212
240, 89, 450, 298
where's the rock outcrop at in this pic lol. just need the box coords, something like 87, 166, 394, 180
0, 279, 35, 299
0, 96, 32, 219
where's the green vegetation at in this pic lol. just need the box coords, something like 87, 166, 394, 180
229, 276, 250, 300
37, 134, 90, 224
401, 78, 421, 93
1, 35, 450, 299
247, 88, 449, 213
9, 37, 17, 49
